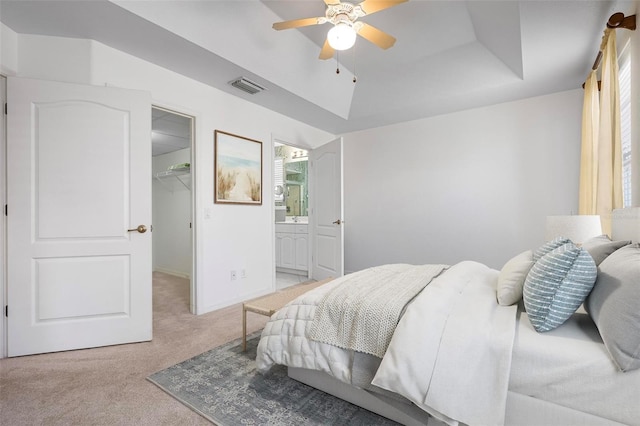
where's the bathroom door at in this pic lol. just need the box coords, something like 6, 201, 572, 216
310, 137, 344, 280
6, 77, 152, 356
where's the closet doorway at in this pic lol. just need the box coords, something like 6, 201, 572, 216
151, 107, 195, 312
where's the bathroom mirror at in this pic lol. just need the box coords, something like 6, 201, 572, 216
274, 144, 308, 218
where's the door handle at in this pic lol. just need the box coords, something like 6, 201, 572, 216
127, 225, 147, 233
332, 219, 342, 225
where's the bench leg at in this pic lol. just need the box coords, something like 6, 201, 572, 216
242, 305, 247, 352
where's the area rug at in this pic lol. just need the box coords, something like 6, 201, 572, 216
148, 332, 399, 425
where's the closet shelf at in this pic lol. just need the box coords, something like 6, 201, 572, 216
154, 169, 191, 190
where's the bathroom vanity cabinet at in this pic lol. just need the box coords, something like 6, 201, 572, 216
275, 223, 308, 273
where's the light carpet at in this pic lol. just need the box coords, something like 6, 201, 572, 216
148, 333, 400, 425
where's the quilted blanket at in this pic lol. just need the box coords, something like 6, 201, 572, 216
256, 277, 354, 383
308, 264, 447, 357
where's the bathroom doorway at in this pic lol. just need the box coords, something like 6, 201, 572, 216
274, 141, 310, 289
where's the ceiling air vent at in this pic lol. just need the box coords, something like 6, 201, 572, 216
229, 77, 266, 95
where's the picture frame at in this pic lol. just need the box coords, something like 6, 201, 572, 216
214, 130, 263, 205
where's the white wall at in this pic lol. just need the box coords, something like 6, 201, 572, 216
152, 148, 192, 278
342, 89, 584, 272
1, 27, 334, 315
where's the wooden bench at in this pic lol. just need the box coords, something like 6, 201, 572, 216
242, 277, 333, 351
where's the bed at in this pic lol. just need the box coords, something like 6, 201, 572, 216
256, 208, 640, 426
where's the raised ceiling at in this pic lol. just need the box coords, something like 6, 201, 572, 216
0, 0, 635, 134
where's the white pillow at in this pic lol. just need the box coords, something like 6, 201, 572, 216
497, 250, 534, 306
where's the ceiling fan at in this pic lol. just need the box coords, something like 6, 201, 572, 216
272, 0, 408, 60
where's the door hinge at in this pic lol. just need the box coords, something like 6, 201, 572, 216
4, 204, 6, 216
4, 103, 6, 115
4, 305, 7, 317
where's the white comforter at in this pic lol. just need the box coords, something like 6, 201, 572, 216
257, 261, 518, 426
372, 261, 518, 426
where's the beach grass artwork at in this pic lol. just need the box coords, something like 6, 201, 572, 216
214, 130, 262, 205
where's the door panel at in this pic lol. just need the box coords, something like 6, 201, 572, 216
7, 77, 152, 357
295, 235, 308, 270
35, 256, 130, 320
36, 101, 128, 239
280, 234, 296, 269
310, 138, 344, 280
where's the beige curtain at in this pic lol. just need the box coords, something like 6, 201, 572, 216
579, 28, 623, 235
578, 70, 599, 215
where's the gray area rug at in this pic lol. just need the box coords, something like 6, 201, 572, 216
148, 332, 400, 425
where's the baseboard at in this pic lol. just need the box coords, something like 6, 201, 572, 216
276, 266, 308, 276
197, 286, 275, 315
153, 267, 190, 279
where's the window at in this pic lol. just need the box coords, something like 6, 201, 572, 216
274, 157, 284, 202
619, 46, 632, 207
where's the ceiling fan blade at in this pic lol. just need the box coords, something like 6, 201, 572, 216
273, 17, 323, 31
356, 22, 396, 49
358, 0, 408, 15
319, 39, 335, 60
324, 0, 341, 5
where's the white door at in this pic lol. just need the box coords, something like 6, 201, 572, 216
310, 137, 344, 280
7, 77, 152, 357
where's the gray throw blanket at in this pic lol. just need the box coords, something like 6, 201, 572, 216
308, 264, 448, 357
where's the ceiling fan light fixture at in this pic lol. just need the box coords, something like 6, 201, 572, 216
327, 22, 357, 50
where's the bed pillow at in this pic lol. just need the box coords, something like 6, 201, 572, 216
533, 237, 572, 261
497, 250, 534, 306
523, 242, 597, 332
585, 243, 640, 372
581, 234, 631, 266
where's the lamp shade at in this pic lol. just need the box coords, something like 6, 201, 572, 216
327, 23, 356, 50
545, 215, 602, 244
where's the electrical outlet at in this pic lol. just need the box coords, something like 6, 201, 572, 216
230, 270, 237, 281
241, 269, 246, 279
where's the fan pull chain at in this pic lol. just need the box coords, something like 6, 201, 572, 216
353, 44, 357, 83
336, 50, 340, 74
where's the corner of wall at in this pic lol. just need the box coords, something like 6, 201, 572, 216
1, 75, 6, 358
0, 23, 19, 76
17, 34, 92, 84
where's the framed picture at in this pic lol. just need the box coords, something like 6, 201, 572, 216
214, 130, 263, 205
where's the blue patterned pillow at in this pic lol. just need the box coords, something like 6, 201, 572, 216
524, 242, 597, 332
533, 237, 572, 261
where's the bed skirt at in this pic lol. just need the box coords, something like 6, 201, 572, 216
288, 367, 438, 426
289, 367, 628, 426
